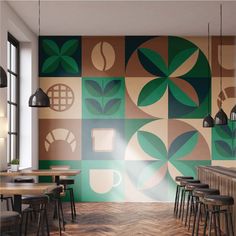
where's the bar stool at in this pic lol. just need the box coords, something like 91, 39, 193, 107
192, 188, 220, 236
174, 176, 194, 216
178, 179, 201, 220
203, 195, 234, 236
51, 165, 77, 221
0, 211, 21, 236
184, 183, 209, 228
21, 195, 50, 236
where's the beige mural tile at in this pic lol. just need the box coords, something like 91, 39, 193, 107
211, 160, 236, 168
39, 77, 81, 119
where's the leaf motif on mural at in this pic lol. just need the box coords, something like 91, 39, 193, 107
85, 80, 103, 97
42, 39, 79, 74
85, 99, 103, 115
137, 78, 167, 106
136, 44, 201, 109
215, 140, 233, 158
136, 128, 201, 191
215, 125, 233, 139
168, 131, 198, 160
138, 48, 168, 77
103, 99, 121, 115
137, 131, 167, 159
104, 80, 121, 97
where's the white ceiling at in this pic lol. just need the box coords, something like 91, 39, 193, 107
6, 0, 236, 36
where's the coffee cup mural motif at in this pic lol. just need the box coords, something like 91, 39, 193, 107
89, 169, 122, 194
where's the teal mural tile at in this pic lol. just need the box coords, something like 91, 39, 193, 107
82, 77, 125, 119
81, 160, 124, 202
39, 160, 82, 202
82, 119, 125, 160
39, 36, 81, 77
212, 121, 236, 160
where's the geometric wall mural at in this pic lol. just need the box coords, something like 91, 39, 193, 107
39, 36, 236, 202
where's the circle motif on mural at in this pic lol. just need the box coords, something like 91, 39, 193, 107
91, 41, 116, 71
125, 36, 211, 118
47, 83, 74, 112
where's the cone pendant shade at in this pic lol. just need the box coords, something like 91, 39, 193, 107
214, 108, 228, 125
0, 66, 7, 88
203, 114, 215, 127
28, 88, 50, 107
230, 105, 236, 121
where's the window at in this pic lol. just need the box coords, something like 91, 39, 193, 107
7, 33, 19, 163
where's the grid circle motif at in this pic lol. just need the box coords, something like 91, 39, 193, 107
47, 83, 74, 112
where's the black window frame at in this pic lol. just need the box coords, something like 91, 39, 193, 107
7, 33, 20, 163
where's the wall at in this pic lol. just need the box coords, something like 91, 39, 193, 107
38, 35, 236, 202
0, 1, 38, 170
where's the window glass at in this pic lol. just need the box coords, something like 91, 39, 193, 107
7, 33, 19, 163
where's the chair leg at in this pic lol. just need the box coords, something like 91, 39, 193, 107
181, 190, 186, 221
208, 211, 213, 236
24, 212, 29, 236
44, 208, 50, 236
192, 200, 199, 236
179, 188, 184, 219
69, 189, 74, 220
174, 185, 179, 215
59, 199, 65, 230
216, 207, 221, 236
203, 209, 208, 236
228, 211, 234, 236
71, 188, 76, 219
225, 211, 229, 236
56, 200, 62, 236
188, 195, 194, 230
37, 208, 42, 236
185, 192, 191, 226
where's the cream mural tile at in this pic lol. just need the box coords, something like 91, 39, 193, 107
39, 77, 81, 119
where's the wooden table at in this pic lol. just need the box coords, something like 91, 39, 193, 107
0, 182, 57, 212
0, 169, 81, 184
198, 166, 236, 233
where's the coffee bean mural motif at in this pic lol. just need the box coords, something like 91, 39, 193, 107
91, 41, 116, 71
39, 36, 236, 202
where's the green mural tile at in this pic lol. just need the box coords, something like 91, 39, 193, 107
82, 77, 125, 119
39, 160, 82, 202
81, 161, 124, 202
39, 36, 81, 77
212, 121, 236, 160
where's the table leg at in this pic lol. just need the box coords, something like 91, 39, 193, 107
55, 176, 60, 185
13, 195, 22, 213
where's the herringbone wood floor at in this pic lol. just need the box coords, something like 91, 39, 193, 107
25, 202, 212, 236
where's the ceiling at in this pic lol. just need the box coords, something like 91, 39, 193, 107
6, 0, 236, 36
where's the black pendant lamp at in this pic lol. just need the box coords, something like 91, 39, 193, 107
28, 0, 50, 108
214, 4, 228, 125
29, 88, 50, 107
203, 23, 214, 127
230, 105, 236, 121
0, 66, 7, 88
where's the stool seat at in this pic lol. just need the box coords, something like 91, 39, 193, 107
14, 177, 35, 183
175, 176, 194, 182
180, 179, 200, 187
193, 188, 220, 198
185, 183, 209, 191
203, 195, 234, 206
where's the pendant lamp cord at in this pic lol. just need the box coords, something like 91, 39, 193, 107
38, 0, 40, 36
220, 4, 223, 109
208, 23, 210, 114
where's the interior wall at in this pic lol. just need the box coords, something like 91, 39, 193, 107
38, 35, 236, 202
0, 1, 38, 170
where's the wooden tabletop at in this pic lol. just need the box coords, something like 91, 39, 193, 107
0, 169, 81, 177
0, 182, 57, 195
